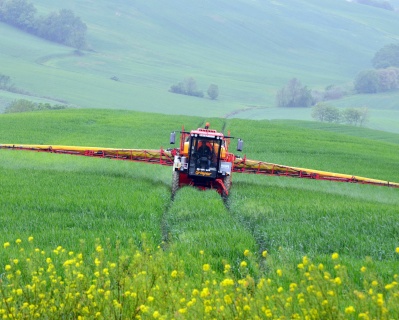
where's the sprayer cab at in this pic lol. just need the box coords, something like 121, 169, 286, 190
169, 123, 243, 198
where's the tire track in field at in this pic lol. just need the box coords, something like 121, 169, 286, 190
160, 198, 173, 250
161, 188, 258, 272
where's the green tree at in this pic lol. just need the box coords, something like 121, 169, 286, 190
169, 82, 185, 94
0, 0, 37, 32
37, 9, 87, 49
0, 74, 14, 90
342, 108, 359, 125
354, 70, 380, 93
377, 67, 399, 91
372, 44, 399, 69
4, 99, 36, 113
276, 78, 312, 108
169, 77, 204, 98
207, 84, 219, 100
311, 103, 340, 123
358, 107, 369, 126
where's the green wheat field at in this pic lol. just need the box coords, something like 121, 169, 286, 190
0, 109, 398, 318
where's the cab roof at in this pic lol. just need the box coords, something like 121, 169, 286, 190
190, 128, 224, 138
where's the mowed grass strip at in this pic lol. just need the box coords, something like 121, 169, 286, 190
165, 187, 257, 274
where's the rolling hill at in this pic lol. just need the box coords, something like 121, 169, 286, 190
1, 0, 399, 133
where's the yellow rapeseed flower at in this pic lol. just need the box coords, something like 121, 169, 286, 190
224, 295, 233, 304
201, 287, 210, 298
264, 309, 273, 317
15, 239, 22, 244
331, 252, 339, 260
3, 242, 10, 249
5, 265, 11, 271
262, 250, 268, 258
396, 247, 399, 254
171, 270, 178, 278
334, 277, 342, 285
203, 264, 210, 272
28, 236, 34, 242
240, 261, 247, 268
276, 269, 283, 277
244, 249, 250, 257
192, 289, 199, 296
376, 294, 384, 306
153, 311, 160, 319
139, 305, 149, 313
221, 278, 234, 287
361, 266, 367, 272
385, 283, 395, 290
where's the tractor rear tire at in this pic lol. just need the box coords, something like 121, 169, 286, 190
222, 175, 232, 203
172, 170, 179, 200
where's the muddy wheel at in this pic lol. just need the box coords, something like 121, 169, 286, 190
222, 175, 232, 203
172, 170, 180, 200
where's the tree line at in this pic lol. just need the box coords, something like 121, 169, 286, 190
169, 77, 219, 100
311, 103, 369, 126
0, 0, 87, 49
354, 44, 399, 94
4, 99, 69, 113
0, 73, 31, 95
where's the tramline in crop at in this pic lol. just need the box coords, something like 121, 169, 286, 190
1, 122, 398, 200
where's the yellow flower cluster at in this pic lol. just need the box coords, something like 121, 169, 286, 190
1, 240, 399, 319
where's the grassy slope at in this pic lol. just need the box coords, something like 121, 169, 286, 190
1, 0, 399, 132
1, 109, 398, 277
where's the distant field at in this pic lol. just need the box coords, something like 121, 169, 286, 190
227, 105, 399, 134
2, 0, 399, 130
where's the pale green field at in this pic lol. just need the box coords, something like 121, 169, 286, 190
1, 0, 399, 130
